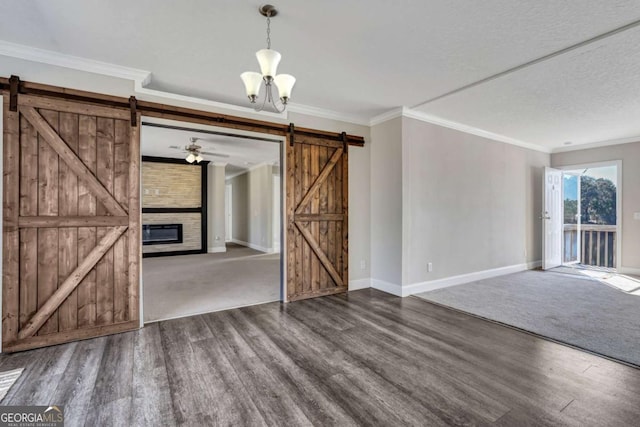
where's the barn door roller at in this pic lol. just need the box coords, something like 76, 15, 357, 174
288, 122, 296, 146
341, 131, 348, 152
9, 75, 20, 112
129, 96, 138, 127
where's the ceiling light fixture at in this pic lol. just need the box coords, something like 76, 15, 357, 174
185, 139, 204, 163
240, 4, 296, 113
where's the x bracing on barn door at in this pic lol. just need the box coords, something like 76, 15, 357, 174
2, 93, 140, 352
20, 105, 129, 217
287, 135, 349, 301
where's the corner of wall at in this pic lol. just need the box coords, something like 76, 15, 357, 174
371, 279, 404, 297
349, 278, 372, 291
369, 117, 404, 288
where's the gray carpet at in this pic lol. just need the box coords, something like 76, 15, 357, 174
143, 244, 280, 322
416, 270, 640, 366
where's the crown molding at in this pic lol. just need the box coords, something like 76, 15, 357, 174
131, 82, 286, 120
9, 39, 633, 154
402, 108, 551, 153
0, 40, 374, 126
370, 106, 551, 153
551, 135, 640, 153
369, 107, 404, 127
287, 102, 370, 126
0, 40, 284, 119
0, 40, 152, 85
224, 170, 247, 181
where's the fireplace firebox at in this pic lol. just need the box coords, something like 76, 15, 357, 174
142, 224, 183, 245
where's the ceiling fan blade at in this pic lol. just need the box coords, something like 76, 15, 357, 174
201, 151, 230, 158
192, 136, 222, 143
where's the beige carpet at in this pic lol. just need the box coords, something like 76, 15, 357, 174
143, 243, 280, 322
417, 270, 640, 366
552, 265, 640, 294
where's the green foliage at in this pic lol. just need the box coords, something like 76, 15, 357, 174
564, 199, 578, 224
580, 176, 616, 225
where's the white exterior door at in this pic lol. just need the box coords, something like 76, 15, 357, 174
543, 167, 563, 270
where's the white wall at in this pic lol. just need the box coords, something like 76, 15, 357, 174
402, 117, 548, 285
207, 163, 226, 252
369, 115, 550, 296
370, 118, 403, 287
551, 142, 640, 273
226, 164, 276, 252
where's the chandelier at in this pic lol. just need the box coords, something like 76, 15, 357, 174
240, 5, 296, 113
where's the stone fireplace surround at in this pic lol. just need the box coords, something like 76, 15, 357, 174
141, 156, 208, 257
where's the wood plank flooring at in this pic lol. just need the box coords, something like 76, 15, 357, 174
0, 289, 639, 426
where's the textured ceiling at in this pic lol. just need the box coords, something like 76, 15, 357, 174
1, 0, 640, 150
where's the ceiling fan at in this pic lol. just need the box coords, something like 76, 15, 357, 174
169, 137, 230, 163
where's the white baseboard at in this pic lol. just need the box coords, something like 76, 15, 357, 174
208, 246, 227, 253
403, 262, 538, 296
619, 266, 640, 276
230, 239, 274, 253
371, 279, 404, 297
349, 278, 371, 291
527, 260, 542, 269
372, 261, 542, 298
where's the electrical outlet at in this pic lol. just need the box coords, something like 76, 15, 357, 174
427, 262, 433, 273
360, 260, 366, 270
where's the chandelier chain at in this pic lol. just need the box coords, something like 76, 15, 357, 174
266, 16, 271, 49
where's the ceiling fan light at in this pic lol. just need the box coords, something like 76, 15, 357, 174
256, 49, 281, 77
240, 72, 263, 100
195, 154, 203, 163
186, 153, 196, 163
274, 74, 296, 101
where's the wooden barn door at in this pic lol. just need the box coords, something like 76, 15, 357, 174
2, 94, 140, 352
286, 133, 348, 301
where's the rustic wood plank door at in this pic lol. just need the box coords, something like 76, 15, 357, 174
286, 134, 348, 301
2, 94, 140, 352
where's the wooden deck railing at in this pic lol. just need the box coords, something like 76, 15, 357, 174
563, 224, 616, 268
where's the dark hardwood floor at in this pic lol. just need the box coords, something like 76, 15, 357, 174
1, 289, 639, 426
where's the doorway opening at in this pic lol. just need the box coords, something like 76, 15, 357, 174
562, 164, 618, 270
139, 118, 285, 323
225, 183, 232, 242
544, 162, 621, 271
544, 162, 638, 293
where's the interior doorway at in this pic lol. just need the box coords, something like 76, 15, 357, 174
225, 184, 232, 242
139, 117, 284, 322
543, 161, 621, 272
272, 175, 281, 253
